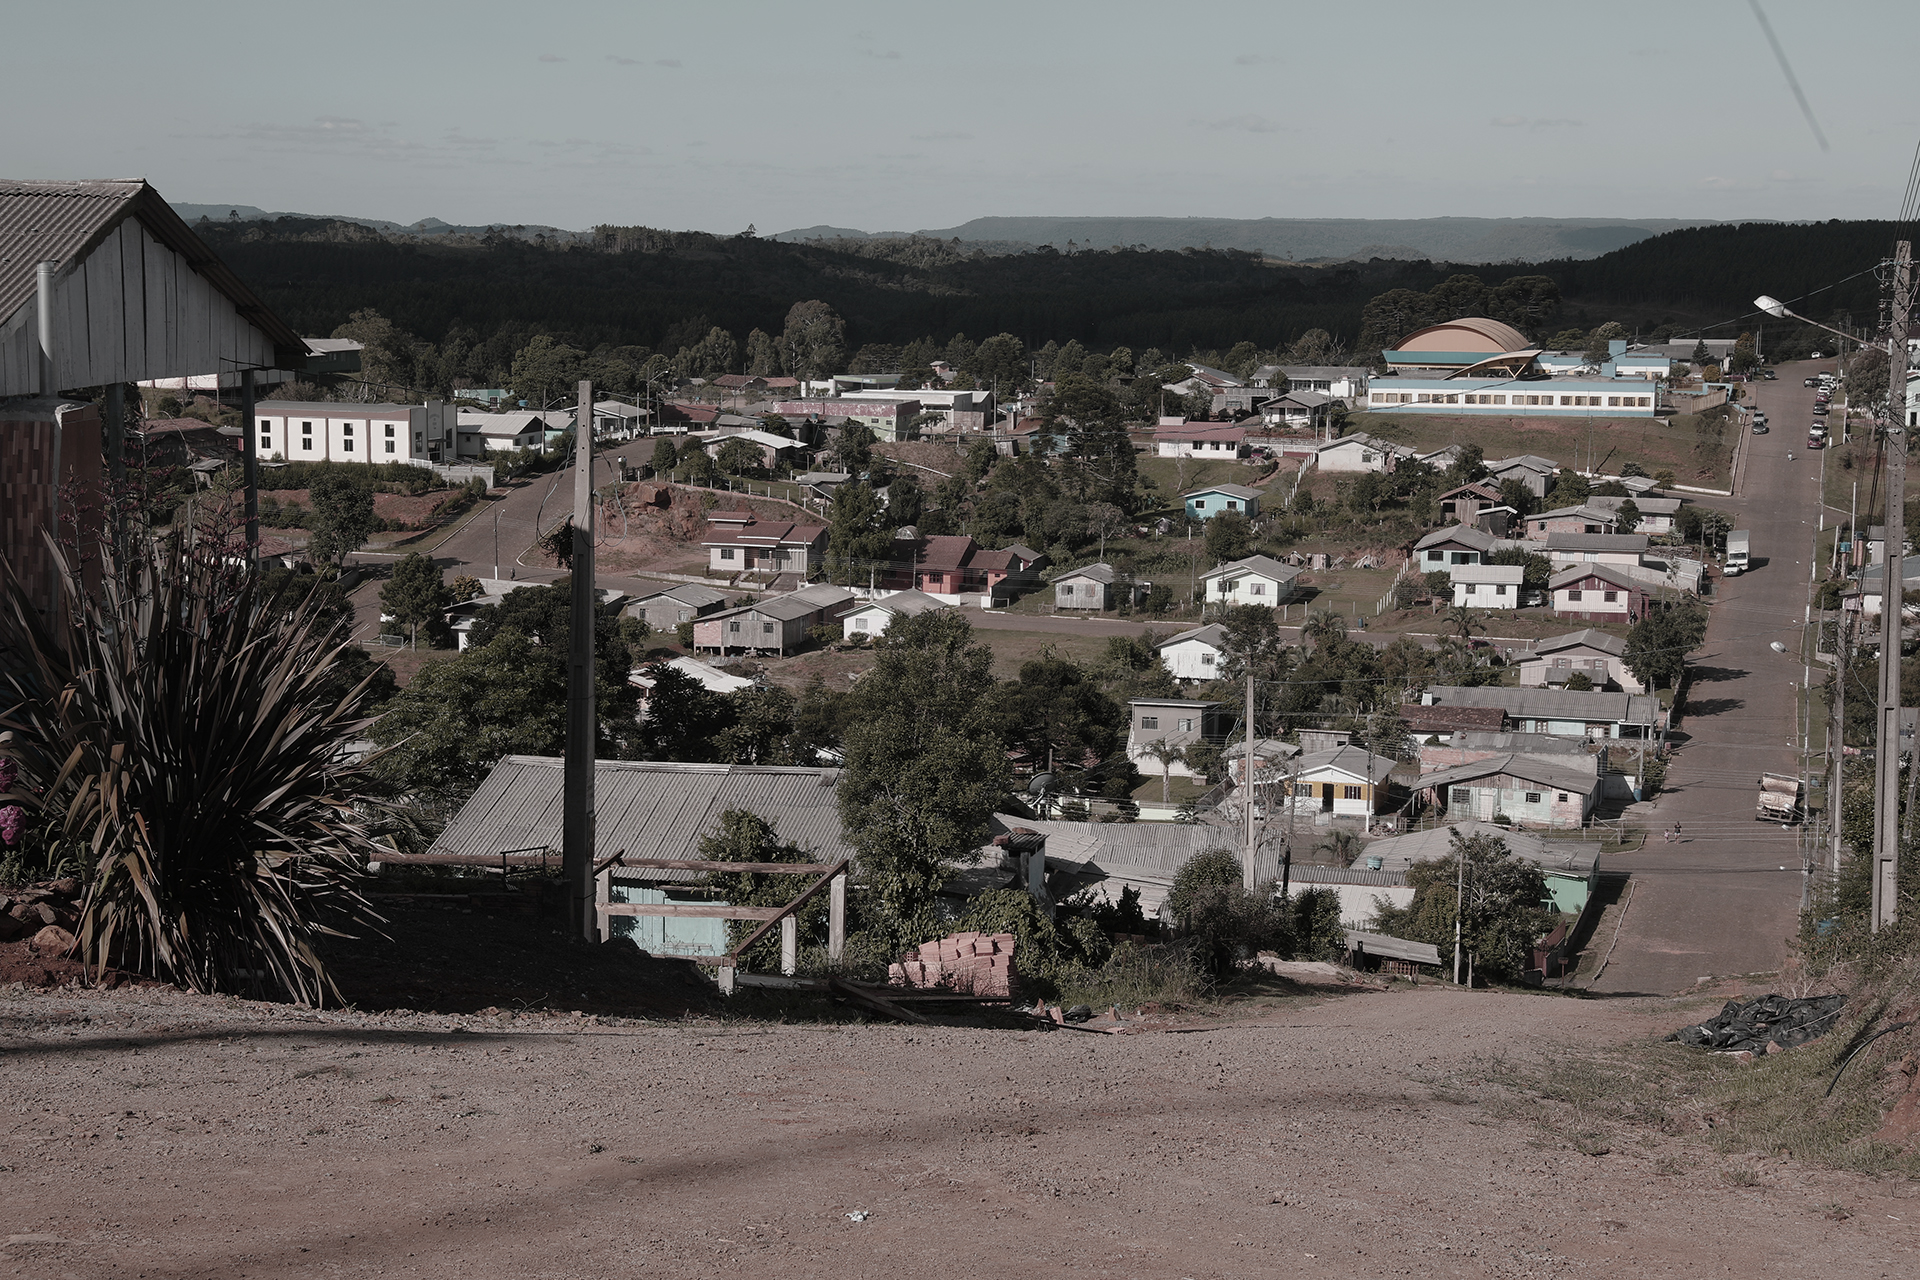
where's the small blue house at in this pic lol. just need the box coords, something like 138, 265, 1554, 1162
1183, 483, 1262, 522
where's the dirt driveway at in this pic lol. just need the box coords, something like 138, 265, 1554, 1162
3, 977, 1914, 1278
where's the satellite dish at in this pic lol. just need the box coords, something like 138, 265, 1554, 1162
1028, 773, 1055, 796
1770, 641, 1788, 654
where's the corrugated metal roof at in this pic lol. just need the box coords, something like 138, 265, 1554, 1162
429, 757, 857, 884
0, 179, 301, 352
1362, 820, 1599, 878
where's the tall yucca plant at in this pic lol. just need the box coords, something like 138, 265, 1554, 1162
0, 533, 388, 1004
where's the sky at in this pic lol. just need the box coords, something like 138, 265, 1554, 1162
8, 0, 1919, 234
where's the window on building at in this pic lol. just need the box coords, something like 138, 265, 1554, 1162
1603, 590, 1618, 602
1251, 582, 1266, 596
855, 618, 870, 630
1192, 499, 1205, 510
384, 424, 395, 438
1343, 785, 1362, 800
259, 435, 271, 451
728, 621, 741, 632
1526, 792, 1542, 804
1426, 550, 1444, 562
1568, 589, 1583, 601
1140, 716, 1159, 730
385, 441, 396, 453
1362, 452, 1376, 464
1607, 397, 1620, 407
1201, 653, 1215, 666
1452, 552, 1472, 564
1492, 395, 1507, 405
1451, 788, 1471, 806
1226, 500, 1238, 510
1496, 584, 1508, 596
1178, 718, 1194, 732
1557, 792, 1569, 803
343, 423, 354, 436
721, 548, 736, 560
763, 622, 775, 635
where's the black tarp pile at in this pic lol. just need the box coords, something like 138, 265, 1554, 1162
1666, 993, 1848, 1053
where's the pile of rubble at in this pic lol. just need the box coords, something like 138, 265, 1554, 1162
1666, 993, 1848, 1054
889, 931, 1019, 999
0, 877, 81, 953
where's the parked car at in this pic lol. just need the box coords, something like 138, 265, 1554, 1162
1762, 369, 1777, 379
1805, 376, 1820, 387
1752, 422, 1770, 434
1808, 433, 1827, 450
1813, 403, 1829, 415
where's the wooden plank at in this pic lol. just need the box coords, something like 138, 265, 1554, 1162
828, 872, 846, 963
608, 857, 839, 874
57, 267, 86, 390
827, 976, 929, 1025
144, 225, 171, 378
87, 226, 124, 383
780, 916, 798, 976
598, 903, 785, 920
724, 858, 851, 963
118, 222, 143, 384
734, 973, 826, 991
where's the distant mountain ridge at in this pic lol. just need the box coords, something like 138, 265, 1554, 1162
169, 203, 585, 243
774, 215, 1740, 263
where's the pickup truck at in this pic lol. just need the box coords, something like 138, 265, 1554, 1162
1757, 772, 1801, 823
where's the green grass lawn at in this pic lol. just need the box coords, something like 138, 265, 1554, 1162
1351, 409, 1732, 489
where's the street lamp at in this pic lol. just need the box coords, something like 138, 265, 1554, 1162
1757, 251, 1916, 932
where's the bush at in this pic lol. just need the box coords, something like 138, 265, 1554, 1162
1166, 848, 1286, 976
1058, 940, 1210, 1011
952, 888, 1112, 999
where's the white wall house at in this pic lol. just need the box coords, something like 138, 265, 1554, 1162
1201, 554, 1302, 607
1450, 563, 1525, 609
1313, 433, 1398, 473
255, 401, 454, 464
459, 410, 552, 455
840, 589, 952, 639
1156, 622, 1228, 682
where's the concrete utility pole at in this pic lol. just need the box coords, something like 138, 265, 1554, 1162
1832, 612, 1849, 876
1243, 665, 1257, 892
241, 368, 259, 561
563, 378, 598, 943
1873, 242, 1913, 932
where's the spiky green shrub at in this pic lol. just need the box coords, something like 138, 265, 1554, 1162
0, 537, 389, 1003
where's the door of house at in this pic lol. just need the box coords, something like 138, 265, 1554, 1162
1321, 784, 1334, 812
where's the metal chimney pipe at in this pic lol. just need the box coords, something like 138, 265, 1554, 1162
35, 260, 56, 395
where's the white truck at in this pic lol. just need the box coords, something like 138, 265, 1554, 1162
1756, 772, 1801, 823
1724, 530, 1751, 576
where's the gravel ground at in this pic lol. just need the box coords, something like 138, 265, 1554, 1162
3, 976, 1916, 1278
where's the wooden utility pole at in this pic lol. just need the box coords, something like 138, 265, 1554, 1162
1872, 242, 1913, 933
563, 378, 598, 942
1832, 612, 1849, 875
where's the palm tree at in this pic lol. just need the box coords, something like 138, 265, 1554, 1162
1440, 603, 1486, 642
1301, 609, 1347, 650
1142, 738, 1187, 804
1313, 828, 1362, 867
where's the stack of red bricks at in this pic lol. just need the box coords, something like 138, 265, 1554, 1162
888, 931, 1019, 999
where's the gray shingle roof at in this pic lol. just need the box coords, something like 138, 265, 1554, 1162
1056, 562, 1117, 584
429, 758, 857, 884
1200, 553, 1301, 584
1182, 482, 1264, 500
1416, 752, 1599, 795
1156, 622, 1228, 650
1546, 532, 1649, 553
1532, 628, 1626, 657
1414, 525, 1498, 552
1420, 685, 1657, 725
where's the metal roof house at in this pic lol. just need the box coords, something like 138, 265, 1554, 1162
1416, 752, 1602, 830
2, 179, 304, 612
430, 757, 857, 957
1182, 482, 1263, 522
1357, 820, 1601, 914
1200, 554, 1302, 607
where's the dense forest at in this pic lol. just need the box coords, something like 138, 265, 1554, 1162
199, 215, 1911, 396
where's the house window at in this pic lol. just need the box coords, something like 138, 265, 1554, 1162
1496, 584, 1508, 596
301, 421, 313, 435
1251, 582, 1265, 596
384, 424, 395, 438
855, 618, 870, 630
1526, 792, 1542, 804
259, 435, 271, 451
1426, 550, 1444, 563
1201, 653, 1215, 666
763, 622, 775, 635
1557, 792, 1570, 803
385, 441, 396, 453
1361, 452, 1376, 464
1451, 788, 1471, 806
1193, 500, 1205, 510
1343, 785, 1362, 800
1226, 501, 1238, 510
1452, 552, 1472, 564
1568, 589, 1583, 601
728, 621, 741, 632
1140, 716, 1159, 730
1603, 591, 1618, 603
1178, 718, 1194, 732
721, 548, 736, 560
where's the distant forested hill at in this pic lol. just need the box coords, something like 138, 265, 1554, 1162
199, 215, 1906, 376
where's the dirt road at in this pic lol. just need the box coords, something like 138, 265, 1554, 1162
3, 977, 1913, 1279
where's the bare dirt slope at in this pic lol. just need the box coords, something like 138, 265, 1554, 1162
3, 979, 1913, 1279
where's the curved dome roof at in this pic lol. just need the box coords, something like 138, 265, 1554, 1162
1392, 317, 1531, 353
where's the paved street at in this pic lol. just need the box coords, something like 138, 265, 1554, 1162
1592, 361, 1834, 994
